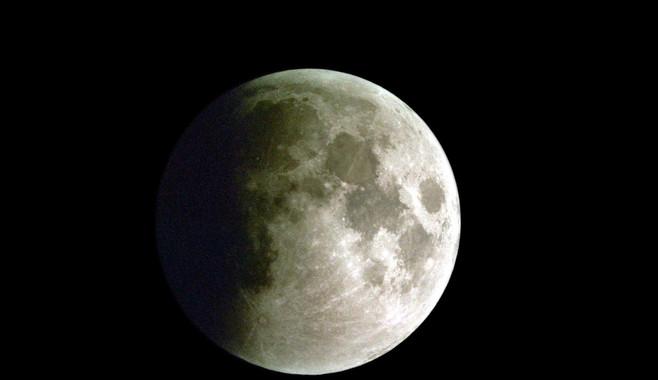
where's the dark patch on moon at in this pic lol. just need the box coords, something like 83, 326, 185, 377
345, 182, 407, 240
398, 223, 435, 292
419, 178, 445, 213
326, 132, 379, 185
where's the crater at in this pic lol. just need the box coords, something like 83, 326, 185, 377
419, 178, 445, 213
325, 132, 379, 185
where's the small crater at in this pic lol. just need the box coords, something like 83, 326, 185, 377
419, 178, 445, 213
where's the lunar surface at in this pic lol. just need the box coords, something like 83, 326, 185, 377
157, 69, 460, 375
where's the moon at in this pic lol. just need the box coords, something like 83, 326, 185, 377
156, 69, 460, 375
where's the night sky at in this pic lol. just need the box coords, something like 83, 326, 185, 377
70, 36, 607, 377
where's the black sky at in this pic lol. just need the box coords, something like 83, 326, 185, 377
66, 34, 613, 377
